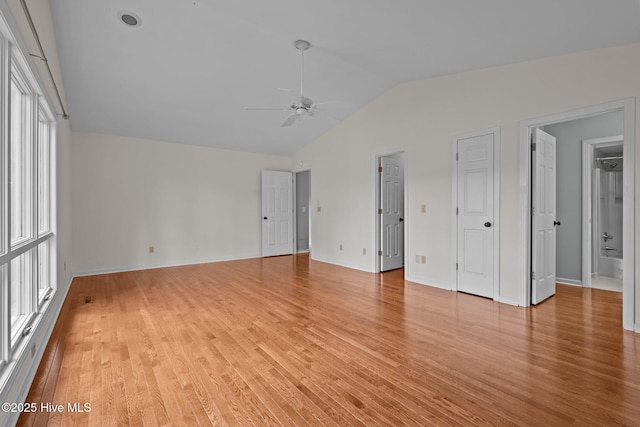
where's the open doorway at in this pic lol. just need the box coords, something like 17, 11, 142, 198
519, 99, 635, 330
294, 170, 311, 253
582, 136, 623, 292
375, 151, 406, 273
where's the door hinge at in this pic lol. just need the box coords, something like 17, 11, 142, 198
531, 142, 536, 151
378, 166, 383, 173
456, 152, 458, 161
531, 271, 536, 281
456, 263, 458, 271
378, 250, 383, 256
378, 208, 383, 214
530, 207, 535, 216
456, 207, 459, 216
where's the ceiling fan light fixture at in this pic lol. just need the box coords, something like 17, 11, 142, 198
118, 10, 142, 27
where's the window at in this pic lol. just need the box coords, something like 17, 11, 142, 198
0, 14, 56, 365
10, 250, 32, 345
37, 238, 52, 305
9, 70, 33, 247
37, 106, 51, 236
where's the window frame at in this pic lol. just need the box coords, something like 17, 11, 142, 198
9, 62, 35, 250
0, 10, 57, 364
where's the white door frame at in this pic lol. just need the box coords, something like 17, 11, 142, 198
518, 98, 635, 331
451, 127, 501, 299
373, 149, 408, 274
582, 136, 623, 288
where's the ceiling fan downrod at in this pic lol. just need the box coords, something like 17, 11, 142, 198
295, 40, 311, 98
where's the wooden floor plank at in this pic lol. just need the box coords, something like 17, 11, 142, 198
17, 254, 640, 426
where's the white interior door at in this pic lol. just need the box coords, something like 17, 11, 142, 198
531, 128, 557, 304
380, 155, 404, 271
261, 170, 293, 257
456, 134, 494, 298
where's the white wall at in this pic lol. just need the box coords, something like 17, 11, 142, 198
293, 42, 640, 314
71, 132, 292, 274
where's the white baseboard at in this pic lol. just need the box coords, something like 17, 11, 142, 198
310, 256, 373, 273
74, 253, 263, 277
405, 275, 452, 291
497, 296, 520, 306
556, 277, 583, 287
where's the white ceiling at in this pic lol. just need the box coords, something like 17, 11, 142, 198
50, 0, 640, 156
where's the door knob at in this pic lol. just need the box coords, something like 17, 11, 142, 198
263, 217, 268, 220
484, 222, 492, 228
554, 220, 561, 226
399, 218, 404, 222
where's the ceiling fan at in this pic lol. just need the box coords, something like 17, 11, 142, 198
246, 40, 334, 127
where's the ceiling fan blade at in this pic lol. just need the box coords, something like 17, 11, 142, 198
245, 107, 289, 111
281, 113, 300, 127
312, 100, 342, 107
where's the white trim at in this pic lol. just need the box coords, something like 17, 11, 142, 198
450, 141, 458, 291
496, 297, 519, 306
556, 278, 583, 287
451, 127, 501, 299
405, 275, 452, 291
518, 98, 635, 331
0, 232, 53, 265
373, 147, 408, 275
581, 136, 623, 289
292, 171, 297, 253
73, 253, 265, 278
311, 255, 373, 273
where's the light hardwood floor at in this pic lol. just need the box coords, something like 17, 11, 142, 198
17, 254, 640, 426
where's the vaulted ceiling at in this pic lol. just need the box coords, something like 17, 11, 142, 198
50, 0, 640, 155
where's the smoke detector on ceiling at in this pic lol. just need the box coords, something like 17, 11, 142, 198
117, 10, 141, 27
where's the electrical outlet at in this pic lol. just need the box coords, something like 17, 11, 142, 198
421, 255, 426, 264
149, 246, 155, 254
421, 204, 426, 213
